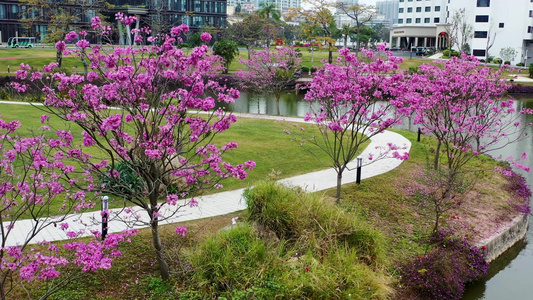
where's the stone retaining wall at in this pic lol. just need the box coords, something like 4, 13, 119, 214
478, 214, 529, 262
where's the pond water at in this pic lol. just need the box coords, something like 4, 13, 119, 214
226, 92, 533, 300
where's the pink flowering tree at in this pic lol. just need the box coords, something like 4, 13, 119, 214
15, 21, 255, 281
300, 46, 410, 202
410, 55, 533, 233
236, 47, 302, 115
0, 117, 136, 299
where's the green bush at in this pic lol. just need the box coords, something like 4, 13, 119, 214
187, 223, 285, 296
451, 50, 460, 57
184, 182, 390, 299
504, 61, 511, 65
408, 66, 419, 74
487, 56, 494, 63
493, 58, 502, 64
442, 49, 450, 57
529, 63, 533, 78
516, 62, 525, 66
243, 181, 385, 262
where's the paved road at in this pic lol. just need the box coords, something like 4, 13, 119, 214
0, 103, 412, 246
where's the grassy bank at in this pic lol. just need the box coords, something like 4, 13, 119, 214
0, 103, 368, 212
6, 126, 526, 299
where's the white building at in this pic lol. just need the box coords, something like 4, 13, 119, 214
389, 0, 449, 49
389, 0, 533, 64
447, 0, 533, 64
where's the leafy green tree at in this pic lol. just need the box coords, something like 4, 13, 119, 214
257, 2, 281, 21
213, 39, 240, 73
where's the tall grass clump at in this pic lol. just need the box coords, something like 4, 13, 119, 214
243, 181, 386, 264
183, 181, 391, 298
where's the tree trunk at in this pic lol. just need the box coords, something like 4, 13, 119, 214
151, 216, 170, 280
311, 47, 314, 62
433, 141, 441, 171
344, 36, 348, 48
328, 49, 333, 64
56, 50, 63, 69
335, 171, 343, 203
275, 94, 281, 116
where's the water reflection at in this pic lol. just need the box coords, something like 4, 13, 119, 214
462, 97, 533, 300
216, 91, 307, 116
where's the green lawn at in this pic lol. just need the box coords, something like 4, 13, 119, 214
0, 103, 369, 212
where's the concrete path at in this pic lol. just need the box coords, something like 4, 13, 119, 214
0, 105, 411, 246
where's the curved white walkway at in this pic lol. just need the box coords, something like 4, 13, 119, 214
1, 108, 411, 246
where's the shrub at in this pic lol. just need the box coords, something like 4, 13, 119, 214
500, 167, 532, 214
451, 50, 460, 57
397, 231, 488, 300
493, 58, 502, 64
442, 49, 451, 57
529, 63, 533, 78
487, 56, 494, 63
504, 61, 511, 65
479, 59, 486, 62
188, 224, 276, 294
516, 62, 525, 66
408, 66, 419, 74
243, 181, 385, 263
185, 182, 391, 299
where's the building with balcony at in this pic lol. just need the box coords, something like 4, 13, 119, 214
447, 0, 533, 64
0, 0, 228, 44
389, 0, 533, 64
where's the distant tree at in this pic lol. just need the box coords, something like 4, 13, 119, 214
289, 0, 337, 63
447, 8, 473, 53
227, 14, 266, 59
237, 47, 302, 116
335, 3, 377, 51
213, 38, 240, 73
340, 24, 355, 48
257, 2, 281, 21
500, 47, 517, 63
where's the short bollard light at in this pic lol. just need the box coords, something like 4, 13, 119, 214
101, 196, 109, 240
417, 127, 422, 142
356, 157, 363, 184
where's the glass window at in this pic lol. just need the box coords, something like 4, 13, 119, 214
473, 49, 486, 56
407, 7, 412, 12
406, 18, 412, 23
398, 18, 404, 23
477, 0, 490, 7
475, 15, 489, 22
415, 18, 421, 23
416, 7, 421, 12
499, 23, 504, 28
434, 17, 440, 23
425, 6, 431, 12
399, 8, 404, 13
474, 31, 488, 38
435, 6, 440, 11
424, 18, 430, 23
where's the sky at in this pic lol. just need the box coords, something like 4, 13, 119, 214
359, 0, 377, 5
359, 0, 379, 5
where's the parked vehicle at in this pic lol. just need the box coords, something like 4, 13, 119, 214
7, 37, 37, 48
415, 47, 427, 56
